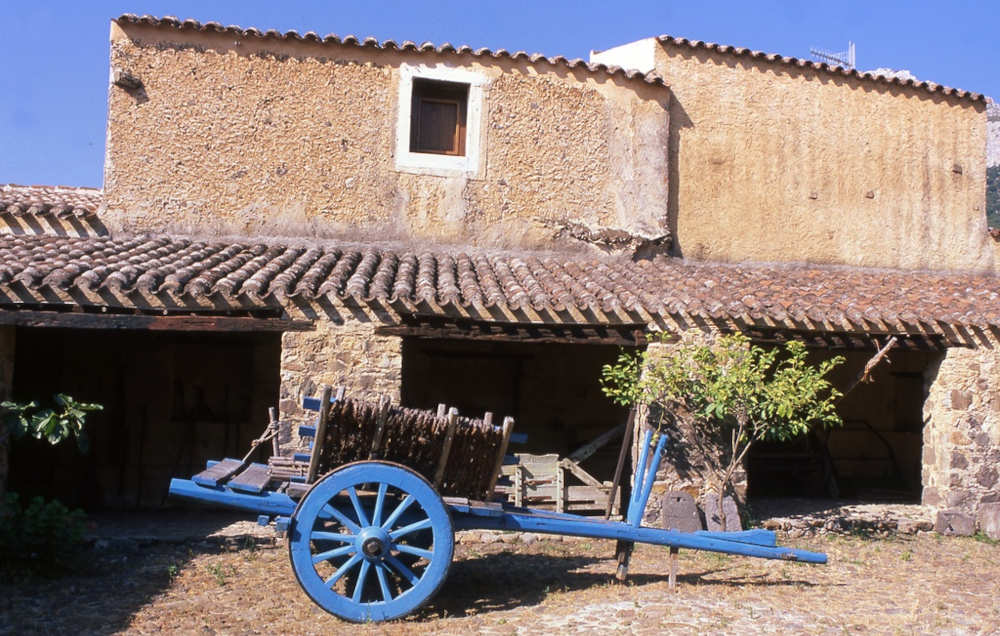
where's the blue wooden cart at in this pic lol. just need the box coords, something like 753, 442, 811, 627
168, 389, 826, 623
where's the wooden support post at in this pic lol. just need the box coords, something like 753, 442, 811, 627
306, 386, 335, 484
485, 416, 515, 499
568, 422, 626, 463
268, 407, 280, 457
433, 408, 459, 488
555, 462, 566, 513
514, 464, 524, 507
612, 409, 637, 582
668, 546, 679, 591
369, 396, 391, 460
615, 540, 634, 582
606, 409, 636, 520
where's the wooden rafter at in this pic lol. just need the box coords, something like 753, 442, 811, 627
0, 307, 314, 332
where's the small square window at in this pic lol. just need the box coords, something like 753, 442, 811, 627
410, 79, 469, 156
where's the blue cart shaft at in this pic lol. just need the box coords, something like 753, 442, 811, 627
169, 478, 298, 517
452, 507, 825, 563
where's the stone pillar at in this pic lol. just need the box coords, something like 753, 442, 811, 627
0, 326, 15, 496
922, 345, 1000, 526
279, 319, 402, 449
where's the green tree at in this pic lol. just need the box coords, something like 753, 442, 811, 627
601, 332, 843, 527
0, 394, 102, 496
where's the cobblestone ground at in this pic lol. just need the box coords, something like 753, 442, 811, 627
2, 531, 998, 634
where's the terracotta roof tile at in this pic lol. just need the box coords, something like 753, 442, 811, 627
2, 235, 999, 332
656, 36, 985, 104
116, 14, 667, 89
0, 184, 102, 218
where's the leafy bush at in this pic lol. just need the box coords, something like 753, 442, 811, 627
2, 393, 102, 452
0, 492, 87, 571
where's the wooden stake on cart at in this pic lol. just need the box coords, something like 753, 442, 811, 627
369, 396, 390, 460
486, 416, 515, 499
433, 408, 459, 487
306, 386, 335, 484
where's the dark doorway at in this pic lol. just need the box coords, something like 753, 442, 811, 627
748, 347, 939, 502
8, 327, 280, 509
400, 338, 634, 481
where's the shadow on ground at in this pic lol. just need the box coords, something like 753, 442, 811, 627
0, 510, 258, 636
413, 550, 826, 620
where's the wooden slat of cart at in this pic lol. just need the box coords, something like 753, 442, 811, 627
229, 462, 273, 494
192, 458, 244, 488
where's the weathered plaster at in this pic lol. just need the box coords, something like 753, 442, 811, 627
922, 345, 1000, 519
103, 22, 670, 255
596, 39, 993, 272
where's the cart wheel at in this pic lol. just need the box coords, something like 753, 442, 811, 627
288, 461, 454, 622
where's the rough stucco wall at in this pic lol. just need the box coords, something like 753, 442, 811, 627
652, 44, 992, 272
103, 23, 670, 253
279, 319, 401, 450
922, 346, 1000, 519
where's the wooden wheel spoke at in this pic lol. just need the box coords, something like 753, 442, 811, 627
309, 531, 354, 543
348, 487, 370, 527
352, 561, 372, 603
320, 503, 362, 534
383, 554, 420, 587
393, 543, 433, 560
288, 462, 454, 622
389, 518, 432, 541
372, 483, 388, 527
312, 544, 355, 565
325, 553, 362, 587
374, 562, 394, 602
380, 494, 414, 531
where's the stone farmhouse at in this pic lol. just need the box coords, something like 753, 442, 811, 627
1, 15, 996, 532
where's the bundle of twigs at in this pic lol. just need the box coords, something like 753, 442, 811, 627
316, 397, 504, 499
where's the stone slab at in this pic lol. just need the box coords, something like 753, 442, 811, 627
977, 503, 1000, 540
935, 509, 976, 536
660, 491, 703, 532
702, 493, 742, 532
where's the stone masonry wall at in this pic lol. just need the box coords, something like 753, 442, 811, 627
0, 326, 14, 494
279, 319, 401, 451
922, 345, 1000, 526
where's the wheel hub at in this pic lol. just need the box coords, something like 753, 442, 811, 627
356, 526, 392, 562
362, 537, 384, 557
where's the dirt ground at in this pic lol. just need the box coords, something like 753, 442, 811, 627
2, 531, 998, 635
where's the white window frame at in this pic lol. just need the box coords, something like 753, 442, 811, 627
395, 64, 487, 178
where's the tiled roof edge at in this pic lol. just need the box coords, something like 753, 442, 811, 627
115, 14, 668, 88
656, 35, 986, 104
0, 184, 103, 217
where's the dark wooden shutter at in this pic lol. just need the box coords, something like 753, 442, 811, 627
410, 79, 468, 156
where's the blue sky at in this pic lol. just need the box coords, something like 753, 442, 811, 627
2, 0, 997, 188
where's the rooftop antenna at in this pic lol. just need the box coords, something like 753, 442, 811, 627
809, 41, 856, 69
